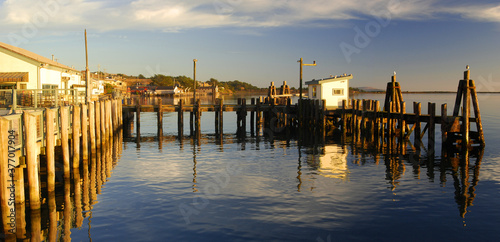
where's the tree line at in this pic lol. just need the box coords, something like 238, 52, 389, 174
140, 74, 263, 93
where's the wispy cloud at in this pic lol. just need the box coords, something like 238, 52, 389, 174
1, 0, 499, 33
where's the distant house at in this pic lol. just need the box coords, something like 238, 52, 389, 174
0, 41, 82, 90
197, 85, 218, 95
305, 74, 353, 107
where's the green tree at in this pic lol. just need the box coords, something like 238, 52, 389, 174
207, 78, 219, 86
104, 83, 114, 94
150, 74, 174, 86
138, 74, 146, 79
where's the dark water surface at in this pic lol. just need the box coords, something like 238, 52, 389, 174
6, 93, 500, 241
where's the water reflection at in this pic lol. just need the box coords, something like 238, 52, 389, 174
304, 144, 349, 181
0, 131, 123, 241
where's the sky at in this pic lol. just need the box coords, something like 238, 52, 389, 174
1, 0, 500, 91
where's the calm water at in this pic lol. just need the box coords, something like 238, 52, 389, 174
4, 93, 500, 241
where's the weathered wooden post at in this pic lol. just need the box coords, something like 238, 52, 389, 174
341, 100, 347, 136
0, 118, 15, 237
250, 98, 255, 137
387, 101, 393, 138
190, 109, 194, 137
195, 99, 201, 139
89, 102, 97, 153
72, 105, 81, 169
462, 70, 470, 148
95, 101, 101, 148
374, 101, 380, 148
441, 104, 448, 148
178, 99, 184, 139
242, 98, 247, 136
101, 101, 106, 144
81, 104, 88, 161
219, 98, 224, 139
136, 101, 141, 146
321, 99, 326, 140
469, 79, 485, 146
428, 102, 436, 156
61, 107, 71, 178
24, 112, 41, 210
215, 99, 219, 135
400, 101, 406, 140
256, 97, 261, 136
45, 109, 56, 193
414, 102, 421, 151
157, 97, 163, 139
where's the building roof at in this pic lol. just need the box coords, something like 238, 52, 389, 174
305, 74, 353, 85
0, 41, 77, 71
0, 72, 29, 83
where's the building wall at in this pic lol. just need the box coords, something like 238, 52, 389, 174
0, 48, 39, 89
320, 80, 348, 107
40, 67, 63, 87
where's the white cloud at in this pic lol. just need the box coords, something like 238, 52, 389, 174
0, 0, 499, 33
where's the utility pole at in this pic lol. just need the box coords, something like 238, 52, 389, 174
298, 58, 316, 100
193, 59, 197, 101
85, 29, 91, 103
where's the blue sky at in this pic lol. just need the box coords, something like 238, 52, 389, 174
1, 0, 500, 91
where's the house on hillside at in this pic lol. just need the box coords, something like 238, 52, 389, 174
305, 74, 353, 108
0, 41, 82, 90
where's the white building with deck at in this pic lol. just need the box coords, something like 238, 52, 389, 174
0, 41, 82, 90
305, 74, 353, 108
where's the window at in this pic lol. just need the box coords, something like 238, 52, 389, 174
332, 88, 343, 95
312, 86, 317, 98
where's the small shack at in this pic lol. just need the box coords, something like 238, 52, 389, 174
305, 74, 353, 108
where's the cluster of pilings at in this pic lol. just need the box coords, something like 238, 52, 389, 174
0, 98, 123, 241
332, 68, 485, 155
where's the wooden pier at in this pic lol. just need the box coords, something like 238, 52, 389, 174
329, 68, 484, 153
0, 98, 123, 240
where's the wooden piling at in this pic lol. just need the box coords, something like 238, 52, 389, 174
24, 112, 41, 210
441, 103, 448, 146
178, 99, 184, 138
414, 102, 421, 151
136, 101, 141, 145
342, 100, 347, 136
0, 117, 13, 235
219, 98, 224, 138
400, 101, 406, 140
215, 99, 219, 135
157, 97, 163, 138
469, 79, 485, 145
242, 98, 247, 136
89, 102, 96, 153
101, 101, 106, 144
46, 108, 56, 192
428, 102, 436, 156
95, 101, 101, 148
462, 75, 470, 148
251, 98, 255, 137
61, 107, 70, 178
195, 99, 201, 139
190, 110, 194, 137
81, 104, 88, 161
72, 105, 81, 169
256, 98, 261, 136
